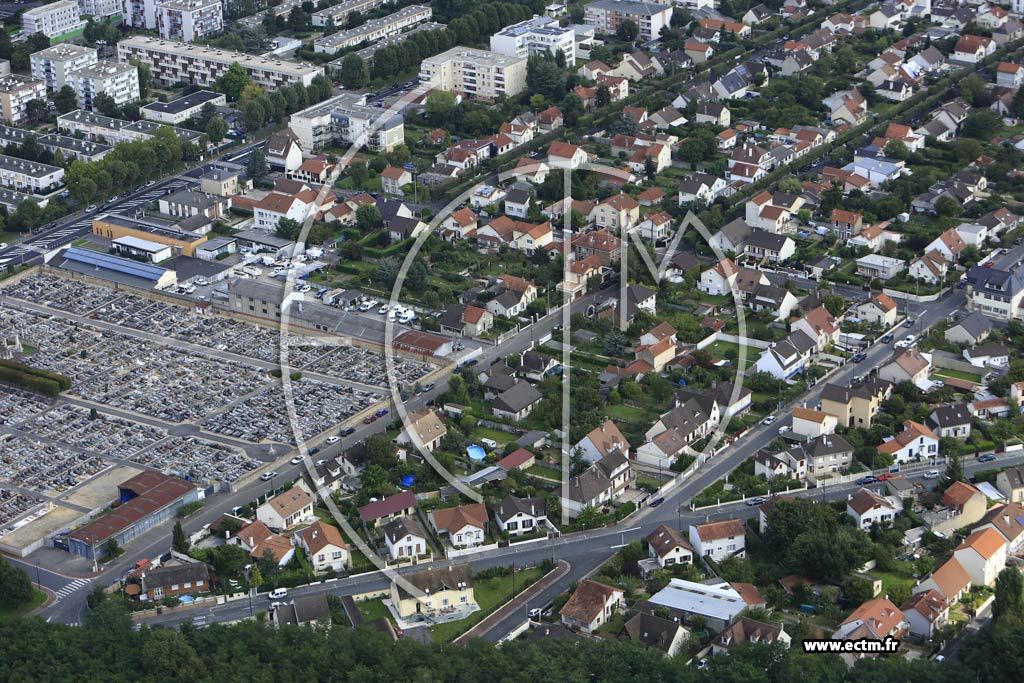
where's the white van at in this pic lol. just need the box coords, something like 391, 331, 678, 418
268, 588, 287, 600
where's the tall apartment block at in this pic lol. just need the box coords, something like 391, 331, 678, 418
21, 0, 87, 39
117, 36, 323, 89
79, 0, 123, 20
72, 60, 140, 111
288, 93, 405, 152
156, 0, 224, 42
31, 43, 98, 91
419, 47, 528, 100
490, 16, 576, 64
584, 0, 672, 42
313, 5, 431, 55
0, 75, 48, 125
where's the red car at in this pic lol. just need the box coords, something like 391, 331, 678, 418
363, 414, 378, 424
877, 472, 895, 481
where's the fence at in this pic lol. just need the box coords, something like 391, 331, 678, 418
695, 330, 772, 352
446, 542, 500, 559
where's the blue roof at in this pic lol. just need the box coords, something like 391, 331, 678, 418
63, 247, 168, 282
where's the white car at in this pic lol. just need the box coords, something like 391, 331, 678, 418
895, 335, 916, 348
923, 470, 940, 479
358, 301, 375, 312
378, 304, 389, 315
762, 415, 776, 426
298, 284, 311, 293
289, 456, 303, 465
0, 242, 7, 250
326, 436, 340, 444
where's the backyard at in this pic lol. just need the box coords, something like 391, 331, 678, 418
429, 566, 546, 643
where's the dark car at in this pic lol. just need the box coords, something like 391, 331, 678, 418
979, 454, 997, 463
649, 497, 664, 508
856, 475, 877, 485
880, 333, 893, 343
363, 415, 378, 424
851, 352, 867, 363
957, 281, 967, 289
340, 427, 356, 437
903, 319, 914, 328
376, 408, 389, 418
463, 359, 478, 367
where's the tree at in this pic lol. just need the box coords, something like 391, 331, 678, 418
25, 99, 48, 123
616, 19, 639, 41
205, 116, 229, 144
934, 195, 961, 218
777, 175, 803, 193
822, 294, 846, 318
104, 537, 122, 559
527, 56, 566, 102
425, 90, 456, 126
210, 544, 249, 578
0, 555, 33, 609
995, 567, 1024, 618
248, 565, 263, 593
406, 261, 428, 293
172, 520, 189, 554
243, 100, 266, 132
246, 148, 268, 180
348, 161, 368, 187
276, 217, 301, 239
883, 139, 909, 161
596, 84, 611, 108
355, 205, 381, 234
961, 110, 1002, 139
54, 85, 78, 114
215, 62, 251, 101
135, 61, 152, 100
941, 452, 965, 490
339, 53, 369, 89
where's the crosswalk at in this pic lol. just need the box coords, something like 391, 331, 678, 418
54, 578, 91, 601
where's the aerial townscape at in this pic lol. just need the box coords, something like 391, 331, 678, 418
3, 0, 1024, 679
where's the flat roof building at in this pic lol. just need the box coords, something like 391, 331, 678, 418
0, 75, 47, 125
311, 0, 389, 27
30, 43, 98, 91
92, 213, 209, 257
490, 15, 576, 64
343, 21, 446, 65
71, 60, 141, 111
289, 92, 404, 152
156, 0, 224, 42
141, 89, 226, 124
37, 133, 112, 162
21, 0, 86, 40
117, 35, 323, 90
113, 234, 175, 263
314, 5, 432, 55
58, 109, 204, 146
420, 47, 528, 100
0, 154, 64, 193
584, 0, 673, 42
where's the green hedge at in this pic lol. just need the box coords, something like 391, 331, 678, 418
0, 359, 71, 396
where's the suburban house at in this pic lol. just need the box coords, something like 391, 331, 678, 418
358, 490, 417, 528
753, 330, 816, 379
995, 466, 1024, 503
429, 503, 488, 549
820, 380, 890, 428
689, 518, 746, 561
855, 293, 899, 327
230, 520, 294, 567
917, 558, 971, 605
963, 342, 1010, 368
440, 303, 494, 337
941, 481, 988, 529
927, 403, 972, 440
491, 380, 543, 421
390, 564, 475, 618
381, 166, 412, 195
901, 590, 949, 640
646, 524, 695, 568
975, 502, 1024, 555
877, 347, 930, 385
791, 407, 837, 438
624, 612, 690, 657
742, 230, 796, 264
382, 517, 429, 561
493, 495, 548, 538
877, 420, 939, 463
952, 527, 1007, 587
256, 487, 315, 530
270, 595, 332, 628
574, 419, 631, 464
712, 618, 791, 655
295, 521, 350, 573
790, 305, 839, 351
560, 579, 624, 633
136, 562, 210, 601
647, 579, 759, 632
846, 488, 901, 529
397, 408, 448, 453
832, 597, 908, 648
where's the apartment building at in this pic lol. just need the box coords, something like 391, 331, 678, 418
288, 92, 404, 152
420, 47, 528, 100
22, 0, 86, 39
314, 5, 431, 55
584, 0, 672, 42
311, 0, 388, 27
0, 75, 47, 125
0, 155, 64, 193
72, 60, 141, 111
117, 36, 323, 89
140, 89, 225, 124
79, 0, 123, 19
58, 109, 205, 147
156, 0, 224, 42
0, 122, 110, 161
490, 15, 576, 64
31, 44, 98, 91
123, 0, 158, 30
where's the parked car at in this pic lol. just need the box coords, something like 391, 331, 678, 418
649, 497, 664, 507
422, 382, 436, 392
340, 427, 356, 437
903, 319, 914, 328
856, 475, 877, 485
326, 436, 340, 444
979, 454, 997, 463
289, 456, 303, 465
376, 408, 389, 418
880, 333, 893, 343
268, 588, 288, 600
923, 469, 940, 479
851, 352, 867, 363
363, 415, 378, 424
745, 497, 767, 506
762, 415, 776, 425
260, 471, 277, 481
877, 472, 894, 481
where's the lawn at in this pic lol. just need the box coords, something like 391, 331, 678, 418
469, 426, 520, 445
873, 569, 916, 595
605, 403, 649, 422
0, 589, 46, 618
932, 368, 983, 384
357, 598, 392, 623
527, 463, 562, 480
430, 567, 545, 643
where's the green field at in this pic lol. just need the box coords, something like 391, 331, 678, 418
932, 368, 983, 384
0, 589, 46, 619
357, 598, 392, 623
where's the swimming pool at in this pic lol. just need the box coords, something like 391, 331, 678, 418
467, 444, 486, 462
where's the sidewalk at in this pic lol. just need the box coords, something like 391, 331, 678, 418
453, 559, 570, 645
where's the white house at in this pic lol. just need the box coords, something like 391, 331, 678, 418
647, 524, 694, 568
382, 517, 429, 561
847, 489, 901, 529
560, 579, 624, 633
689, 518, 745, 561
575, 419, 630, 464
494, 495, 549, 538
877, 420, 939, 463
952, 527, 1007, 587
256, 487, 315, 530
295, 521, 350, 573
429, 503, 488, 549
